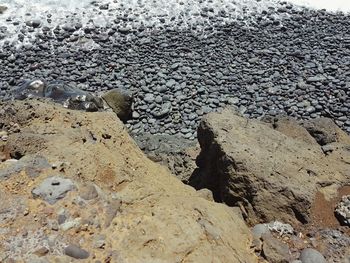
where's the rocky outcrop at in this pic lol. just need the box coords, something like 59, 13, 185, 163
192, 108, 350, 225
0, 100, 256, 262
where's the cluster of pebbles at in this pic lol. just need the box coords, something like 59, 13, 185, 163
0, 1, 349, 139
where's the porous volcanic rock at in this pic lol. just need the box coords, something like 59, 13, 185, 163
192, 108, 350, 225
0, 100, 256, 262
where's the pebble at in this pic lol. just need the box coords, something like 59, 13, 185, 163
64, 244, 90, 259
60, 218, 82, 231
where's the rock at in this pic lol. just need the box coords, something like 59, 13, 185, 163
152, 102, 172, 118
143, 93, 155, 103
301, 118, 350, 146
12, 80, 103, 112
299, 248, 327, 263
26, 20, 42, 28
197, 188, 214, 202
45, 81, 103, 111
252, 224, 270, 239
306, 76, 326, 83
101, 88, 133, 122
31, 176, 76, 204
64, 244, 90, 259
0, 100, 257, 262
0, 155, 50, 179
263, 117, 316, 145
13, 79, 46, 99
104, 200, 121, 227
134, 133, 197, 183
34, 247, 49, 256
267, 221, 294, 236
60, 218, 81, 231
79, 183, 98, 200
262, 234, 290, 263
335, 195, 350, 226
0, 5, 8, 14
193, 109, 350, 224
93, 235, 106, 249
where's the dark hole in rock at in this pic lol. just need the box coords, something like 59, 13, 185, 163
51, 181, 60, 186
10, 151, 24, 160
291, 206, 308, 224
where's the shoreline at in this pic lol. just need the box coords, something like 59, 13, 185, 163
0, 2, 349, 140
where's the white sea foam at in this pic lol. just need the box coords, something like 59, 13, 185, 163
286, 0, 350, 12
0, 0, 348, 47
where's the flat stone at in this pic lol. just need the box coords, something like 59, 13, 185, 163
31, 176, 75, 204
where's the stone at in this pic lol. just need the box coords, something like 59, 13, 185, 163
267, 221, 294, 236
0, 155, 50, 180
104, 200, 121, 227
0, 5, 8, 14
34, 247, 49, 256
143, 93, 154, 103
101, 88, 133, 122
263, 117, 316, 145
335, 195, 350, 226
13, 80, 103, 112
192, 109, 350, 225
64, 244, 90, 259
299, 248, 327, 263
196, 188, 214, 202
306, 76, 326, 83
26, 20, 42, 28
302, 118, 350, 146
252, 224, 270, 239
262, 234, 290, 263
0, 100, 258, 262
31, 176, 76, 204
60, 218, 81, 231
93, 235, 106, 249
79, 183, 98, 200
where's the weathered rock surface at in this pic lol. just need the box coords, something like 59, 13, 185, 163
101, 88, 133, 122
192, 108, 350, 225
31, 176, 76, 204
262, 234, 290, 263
299, 248, 327, 263
0, 100, 256, 262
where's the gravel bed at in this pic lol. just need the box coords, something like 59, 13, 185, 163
0, 1, 349, 139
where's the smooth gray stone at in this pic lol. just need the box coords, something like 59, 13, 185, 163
64, 244, 90, 259
300, 248, 327, 263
